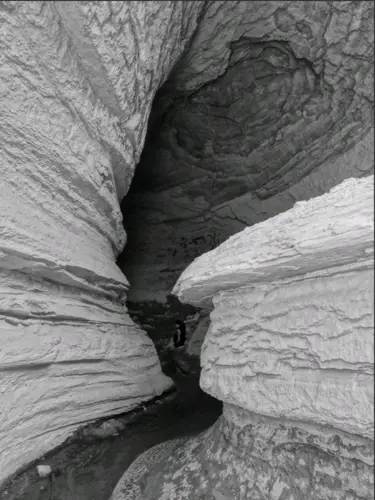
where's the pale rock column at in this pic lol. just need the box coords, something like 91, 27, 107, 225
0, 0, 203, 485
167, 175, 374, 499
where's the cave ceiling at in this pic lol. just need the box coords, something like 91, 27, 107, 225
118, 0, 374, 305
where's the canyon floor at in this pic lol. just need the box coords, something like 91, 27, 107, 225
0, 340, 221, 500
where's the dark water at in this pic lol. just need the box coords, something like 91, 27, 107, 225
0, 364, 221, 500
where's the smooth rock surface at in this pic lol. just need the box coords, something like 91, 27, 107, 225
0, 0, 204, 485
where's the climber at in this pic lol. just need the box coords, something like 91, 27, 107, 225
173, 320, 187, 348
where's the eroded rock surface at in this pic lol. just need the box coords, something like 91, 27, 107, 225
113, 407, 373, 500
174, 176, 374, 439
1, 0, 374, 492
0, 0, 204, 484
111, 176, 374, 499
119, 0, 374, 306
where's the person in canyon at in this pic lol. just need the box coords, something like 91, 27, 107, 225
173, 320, 187, 348
166, 320, 189, 376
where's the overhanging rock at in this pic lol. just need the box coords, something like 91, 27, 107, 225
173, 175, 374, 439
110, 175, 374, 499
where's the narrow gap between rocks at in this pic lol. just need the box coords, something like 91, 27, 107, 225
0, 82, 221, 500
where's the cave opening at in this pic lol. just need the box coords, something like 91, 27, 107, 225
116, 33, 373, 365
117, 82, 206, 367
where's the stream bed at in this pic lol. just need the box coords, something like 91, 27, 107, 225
0, 358, 221, 500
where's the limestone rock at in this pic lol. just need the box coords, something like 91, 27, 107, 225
0, 0, 203, 485
119, 0, 374, 307
173, 175, 374, 439
113, 406, 374, 500
1, 0, 374, 492
125, 175, 375, 499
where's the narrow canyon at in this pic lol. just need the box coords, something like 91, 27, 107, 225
0, 1, 373, 499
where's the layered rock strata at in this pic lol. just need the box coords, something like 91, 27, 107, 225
0, 0, 204, 484
112, 409, 374, 500
120, 0, 374, 308
174, 175, 374, 439
111, 175, 374, 499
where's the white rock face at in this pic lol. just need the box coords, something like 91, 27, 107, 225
173, 176, 374, 439
0, 1, 203, 485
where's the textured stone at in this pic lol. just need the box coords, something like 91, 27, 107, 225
112, 176, 374, 500
113, 405, 373, 500
1, 0, 374, 492
173, 175, 374, 309
173, 175, 374, 439
0, 0, 204, 485
109, 438, 187, 500
119, 0, 374, 306
118, 175, 375, 498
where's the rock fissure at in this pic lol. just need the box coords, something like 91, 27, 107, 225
0, 1, 373, 498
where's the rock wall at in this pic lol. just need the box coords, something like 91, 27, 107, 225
1, 0, 373, 489
174, 175, 374, 436
137, 175, 373, 499
112, 408, 374, 500
119, 0, 374, 307
0, 0, 204, 485
186, 311, 211, 358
